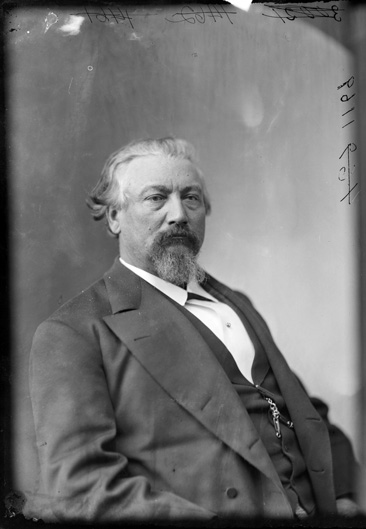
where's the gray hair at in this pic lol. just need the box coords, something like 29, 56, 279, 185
86, 137, 211, 237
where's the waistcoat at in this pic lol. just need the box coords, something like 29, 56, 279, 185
173, 292, 317, 516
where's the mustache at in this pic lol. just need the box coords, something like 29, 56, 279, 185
155, 226, 200, 249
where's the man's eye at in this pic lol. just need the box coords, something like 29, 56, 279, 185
146, 195, 165, 202
185, 195, 200, 202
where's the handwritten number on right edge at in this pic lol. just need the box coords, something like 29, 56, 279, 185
337, 76, 355, 90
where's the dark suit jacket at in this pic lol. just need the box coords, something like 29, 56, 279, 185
29, 258, 357, 523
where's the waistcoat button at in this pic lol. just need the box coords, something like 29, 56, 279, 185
226, 487, 238, 499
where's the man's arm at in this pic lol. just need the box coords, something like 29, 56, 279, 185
232, 289, 361, 513
308, 396, 361, 516
29, 319, 216, 523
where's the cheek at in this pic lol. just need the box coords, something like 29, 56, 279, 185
129, 211, 153, 232
195, 210, 206, 228
192, 213, 206, 239
143, 213, 165, 234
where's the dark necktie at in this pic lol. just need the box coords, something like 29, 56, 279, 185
186, 292, 213, 302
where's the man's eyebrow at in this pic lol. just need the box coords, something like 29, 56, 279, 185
181, 184, 203, 194
138, 185, 170, 197
138, 184, 203, 197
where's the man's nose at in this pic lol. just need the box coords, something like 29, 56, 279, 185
166, 196, 188, 225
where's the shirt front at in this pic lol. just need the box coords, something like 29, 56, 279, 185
119, 258, 255, 383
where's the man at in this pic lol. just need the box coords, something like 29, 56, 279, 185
29, 137, 360, 523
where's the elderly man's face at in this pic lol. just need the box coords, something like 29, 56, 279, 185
108, 154, 207, 284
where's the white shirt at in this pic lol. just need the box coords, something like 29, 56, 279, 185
119, 258, 255, 383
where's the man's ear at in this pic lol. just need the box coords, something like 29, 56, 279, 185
106, 207, 121, 236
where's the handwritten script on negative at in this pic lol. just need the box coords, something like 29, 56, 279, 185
71, 5, 237, 30
71, 4, 342, 28
165, 5, 236, 25
337, 76, 358, 205
72, 7, 136, 29
262, 4, 343, 23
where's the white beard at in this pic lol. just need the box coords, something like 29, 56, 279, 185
150, 244, 205, 287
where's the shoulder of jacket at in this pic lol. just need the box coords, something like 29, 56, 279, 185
41, 276, 110, 330
204, 272, 254, 306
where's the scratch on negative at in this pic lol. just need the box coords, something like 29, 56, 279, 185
68, 77, 74, 94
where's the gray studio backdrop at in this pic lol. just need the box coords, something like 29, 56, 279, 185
7, 1, 360, 508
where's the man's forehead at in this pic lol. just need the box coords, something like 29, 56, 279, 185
118, 154, 202, 190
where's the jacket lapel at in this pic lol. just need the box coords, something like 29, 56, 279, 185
204, 274, 337, 513
101, 260, 288, 494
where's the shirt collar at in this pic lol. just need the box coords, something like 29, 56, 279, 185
119, 257, 216, 306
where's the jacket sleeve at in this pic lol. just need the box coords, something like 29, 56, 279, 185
306, 395, 360, 500
29, 319, 216, 523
